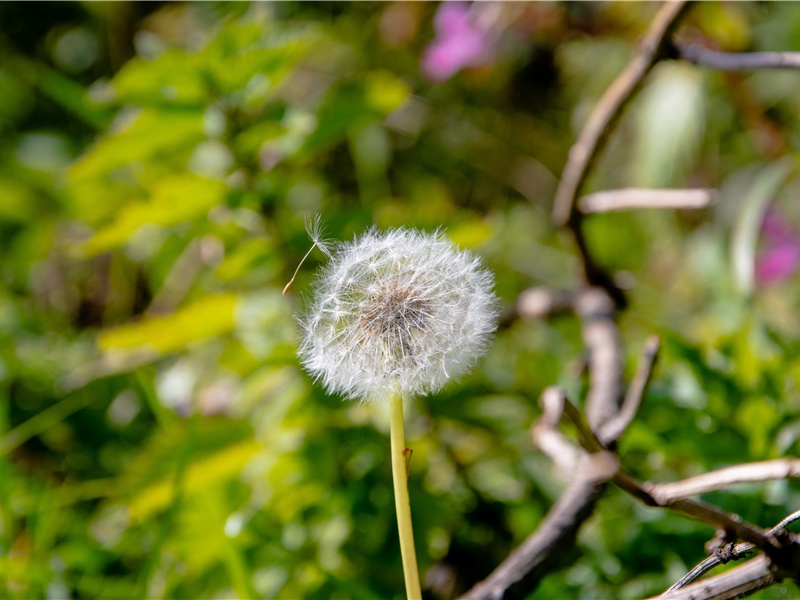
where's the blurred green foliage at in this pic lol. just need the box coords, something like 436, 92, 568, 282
2, 2, 800, 599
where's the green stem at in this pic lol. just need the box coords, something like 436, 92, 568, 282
389, 392, 422, 599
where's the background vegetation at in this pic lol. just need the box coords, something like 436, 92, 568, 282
2, 2, 800, 598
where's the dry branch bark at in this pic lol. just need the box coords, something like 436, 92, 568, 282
458, 453, 616, 600
551, 0, 690, 226
676, 43, 800, 70
579, 188, 716, 214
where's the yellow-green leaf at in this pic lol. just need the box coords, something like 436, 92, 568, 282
98, 292, 238, 353
79, 174, 227, 256
127, 438, 261, 523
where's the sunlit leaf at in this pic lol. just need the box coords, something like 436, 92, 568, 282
112, 50, 209, 107
128, 438, 261, 522
98, 292, 238, 353
79, 174, 227, 256
731, 158, 794, 296
68, 107, 205, 182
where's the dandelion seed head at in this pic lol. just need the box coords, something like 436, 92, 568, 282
298, 227, 499, 401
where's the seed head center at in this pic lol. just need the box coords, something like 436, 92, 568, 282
359, 284, 430, 340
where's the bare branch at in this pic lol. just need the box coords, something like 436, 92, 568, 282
579, 188, 717, 214
459, 452, 617, 600
517, 287, 623, 434
663, 509, 800, 593
676, 43, 800, 71
575, 288, 622, 433
531, 387, 581, 471
599, 335, 660, 445
517, 287, 576, 319
557, 396, 781, 555
552, 0, 690, 227
649, 459, 800, 503
653, 554, 776, 600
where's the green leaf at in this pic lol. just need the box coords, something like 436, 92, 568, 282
730, 158, 795, 296
97, 292, 238, 353
112, 50, 209, 107
302, 71, 409, 153
127, 437, 260, 523
79, 174, 227, 256
632, 63, 705, 187
69, 107, 205, 182
202, 22, 318, 104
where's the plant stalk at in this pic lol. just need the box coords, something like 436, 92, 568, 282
389, 392, 422, 599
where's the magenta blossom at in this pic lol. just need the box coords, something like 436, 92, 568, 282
756, 208, 800, 283
421, 3, 492, 82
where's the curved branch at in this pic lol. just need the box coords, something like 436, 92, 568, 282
663, 509, 800, 594
458, 452, 617, 600
575, 288, 622, 433
599, 334, 660, 445
653, 554, 776, 600
649, 459, 800, 502
551, 0, 691, 227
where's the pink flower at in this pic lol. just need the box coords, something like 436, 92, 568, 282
421, 3, 492, 82
756, 208, 800, 283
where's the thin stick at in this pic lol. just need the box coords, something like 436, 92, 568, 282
676, 43, 800, 71
551, 0, 690, 226
579, 188, 717, 214
649, 458, 800, 503
390, 392, 422, 599
599, 334, 660, 445
661, 509, 800, 595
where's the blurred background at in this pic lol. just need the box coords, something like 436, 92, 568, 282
2, 1, 800, 598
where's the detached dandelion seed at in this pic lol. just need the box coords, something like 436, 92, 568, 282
297, 226, 499, 599
282, 214, 332, 295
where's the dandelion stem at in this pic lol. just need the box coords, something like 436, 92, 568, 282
389, 391, 422, 599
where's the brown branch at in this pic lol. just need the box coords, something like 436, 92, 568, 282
517, 286, 623, 435
551, 0, 691, 227
516, 287, 577, 319
599, 335, 660, 445
579, 188, 717, 214
558, 397, 782, 555
653, 554, 776, 600
649, 459, 800, 503
662, 509, 800, 594
575, 288, 622, 433
531, 387, 581, 471
458, 452, 617, 600
676, 43, 800, 71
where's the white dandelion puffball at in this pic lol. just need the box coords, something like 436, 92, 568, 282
298, 227, 499, 401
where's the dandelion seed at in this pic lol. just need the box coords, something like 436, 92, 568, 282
282, 214, 332, 295
298, 227, 498, 401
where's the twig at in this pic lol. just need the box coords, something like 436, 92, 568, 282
551, 0, 690, 227
459, 452, 617, 600
662, 509, 800, 594
516, 287, 576, 319
599, 335, 660, 445
574, 288, 622, 434
578, 188, 716, 214
653, 554, 775, 600
676, 43, 800, 71
649, 459, 800, 503
517, 287, 623, 434
558, 397, 782, 555
531, 387, 581, 472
